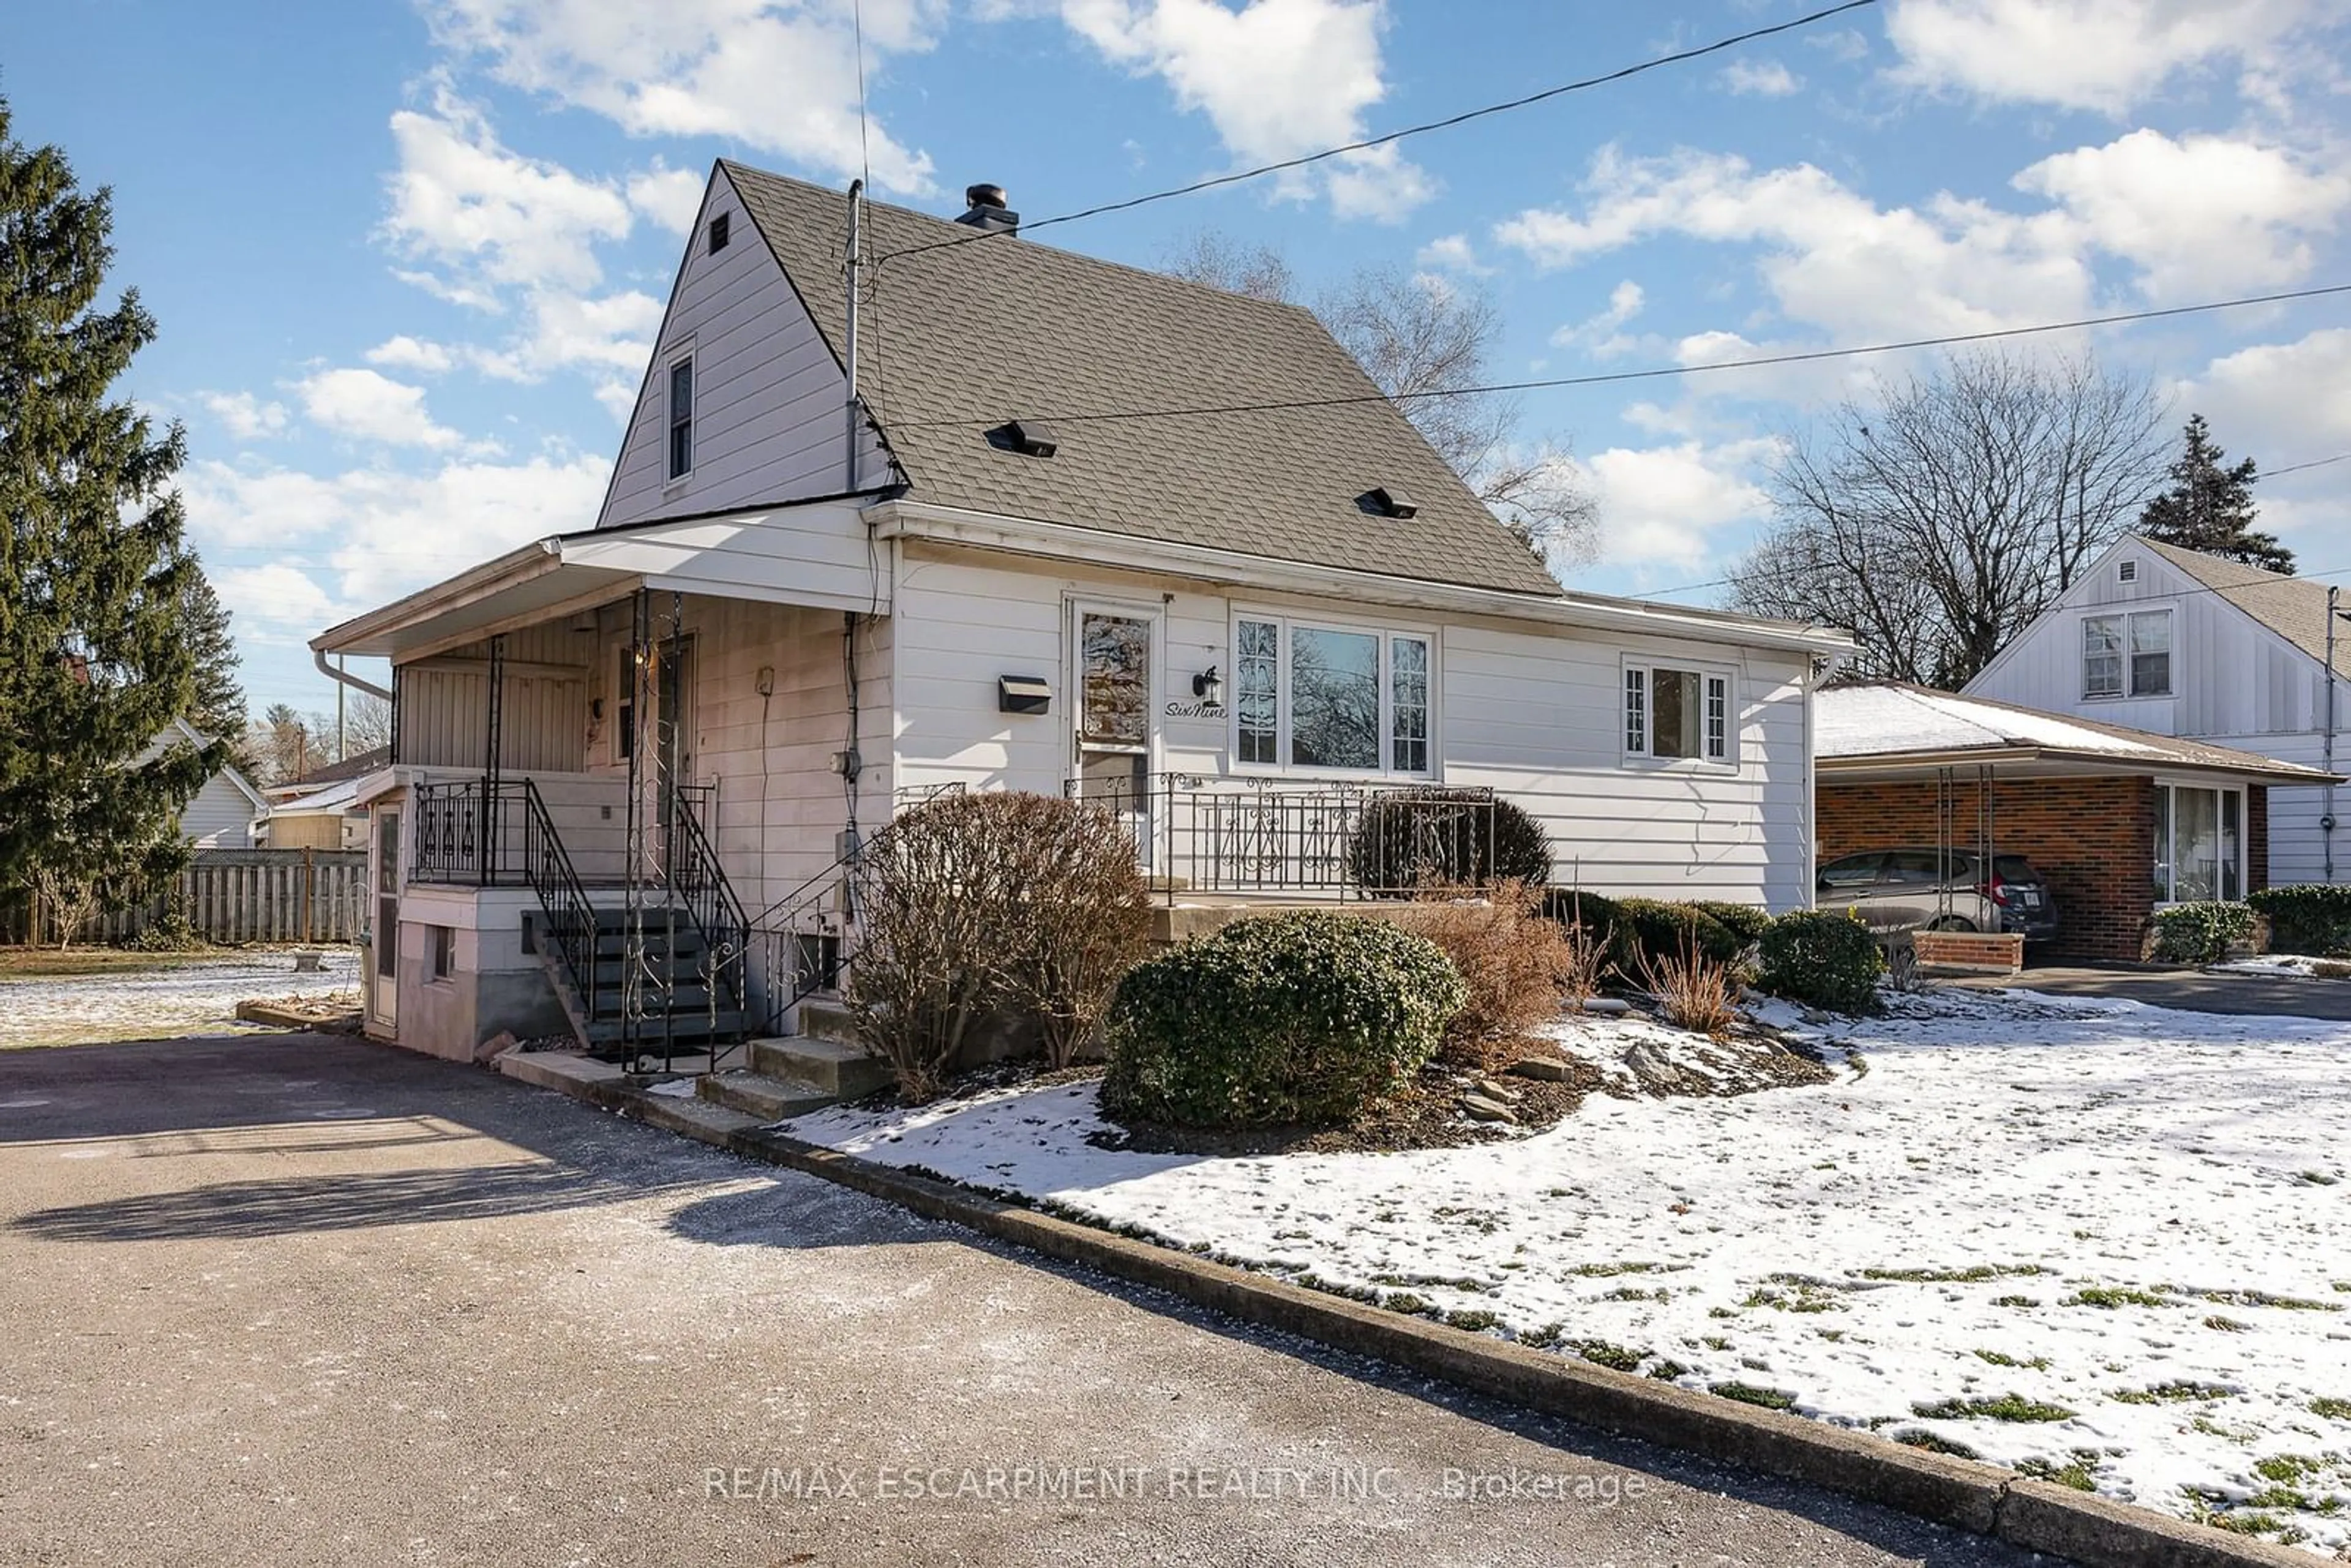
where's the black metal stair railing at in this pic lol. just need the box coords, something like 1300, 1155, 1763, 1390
658, 797, 751, 1056
519, 778, 599, 1024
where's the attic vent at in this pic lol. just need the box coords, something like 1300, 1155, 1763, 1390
708, 212, 730, 254
1363, 486, 1419, 519
993, 419, 1058, 459
2118, 559, 2138, 583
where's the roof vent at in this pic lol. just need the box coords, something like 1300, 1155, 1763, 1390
1363, 485, 1419, 519
954, 182, 1019, 234
2118, 559, 2138, 583
992, 419, 1058, 458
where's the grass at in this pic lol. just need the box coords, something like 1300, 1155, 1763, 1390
2014, 1452, 2101, 1492
1894, 1429, 1981, 1460
1861, 1264, 2047, 1284
2060, 1286, 2173, 1310
2110, 1381, 2234, 1405
1990, 1294, 2041, 1308
2181, 1286, 2341, 1313
1709, 1381, 1797, 1411
1972, 1349, 2053, 1370
1911, 1394, 2075, 1424
2309, 1397, 2351, 1421
1569, 1339, 1648, 1373
0, 945, 226, 980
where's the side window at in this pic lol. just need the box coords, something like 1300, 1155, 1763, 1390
1819, 853, 1884, 891
1883, 850, 1943, 885
667, 357, 694, 480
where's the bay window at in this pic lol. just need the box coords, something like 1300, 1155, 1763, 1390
2083, 609, 2170, 698
1624, 661, 1734, 765
2152, 783, 2243, 903
1232, 614, 1433, 775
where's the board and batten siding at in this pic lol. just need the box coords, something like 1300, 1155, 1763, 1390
598, 167, 890, 531
394, 622, 594, 772
1967, 544, 2331, 740
889, 542, 1815, 909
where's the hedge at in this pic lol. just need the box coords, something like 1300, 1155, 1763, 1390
1348, 789, 1553, 896
1101, 912, 1466, 1127
1755, 911, 1883, 1014
2149, 901, 2256, 966
2247, 884, 2351, 957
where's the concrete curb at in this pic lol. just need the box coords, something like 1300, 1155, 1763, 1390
508, 1057, 2309, 1568
233, 1001, 360, 1032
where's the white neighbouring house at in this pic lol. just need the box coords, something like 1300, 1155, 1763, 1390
310, 164, 1851, 1067
140, 716, 267, 850
1967, 535, 2351, 894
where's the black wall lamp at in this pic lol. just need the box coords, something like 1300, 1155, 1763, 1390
1192, 666, 1223, 705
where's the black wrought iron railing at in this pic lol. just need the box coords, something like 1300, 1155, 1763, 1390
1067, 775, 1502, 903
520, 778, 599, 1020
411, 777, 534, 885
657, 793, 750, 1041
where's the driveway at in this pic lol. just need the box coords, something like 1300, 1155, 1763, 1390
1966, 962, 2351, 1019
0, 1033, 2035, 1567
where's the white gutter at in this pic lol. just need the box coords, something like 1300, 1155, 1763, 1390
313, 648, 392, 702
870, 499, 1854, 658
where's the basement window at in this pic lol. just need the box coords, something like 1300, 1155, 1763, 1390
1624, 661, 1733, 767
667, 356, 694, 480
708, 212, 730, 254
428, 924, 456, 982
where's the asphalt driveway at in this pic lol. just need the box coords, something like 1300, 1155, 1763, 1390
0, 1032, 2048, 1567
1966, 962, 2351, 1019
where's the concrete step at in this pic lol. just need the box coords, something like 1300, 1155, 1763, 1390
696, 1070, 837, 1122
747, 1034, 893, 1100
580, 1011, 746, 1046
795, 997, 858, 1046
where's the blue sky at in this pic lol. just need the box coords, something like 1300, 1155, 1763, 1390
4, 0, 2348, 715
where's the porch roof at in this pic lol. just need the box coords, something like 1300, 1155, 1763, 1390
1817, 683, 2342, 787
310, 495, 885, 660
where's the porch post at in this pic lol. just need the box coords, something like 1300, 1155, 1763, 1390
481, 632, 506, 883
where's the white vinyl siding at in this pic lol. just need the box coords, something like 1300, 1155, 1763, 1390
599, 168, 890, 528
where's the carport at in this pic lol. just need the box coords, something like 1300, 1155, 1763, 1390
1815, 683, 2339, 962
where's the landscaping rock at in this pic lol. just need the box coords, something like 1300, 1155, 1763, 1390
1505, 1056, 1575, 1082
1474, 1076, 1521, 1101
1458, 1093, 1518, 1124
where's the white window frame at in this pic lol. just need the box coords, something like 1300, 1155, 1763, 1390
2082, 607, 2172, 699
1621, 656, 1737, 770
1227, 607, 1438, 780
665, 350, 696, 485
2151, 779, 2246, 906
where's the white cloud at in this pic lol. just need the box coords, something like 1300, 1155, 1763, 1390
365, 335, 457, 374
383, 88, 637, 300
1571, 437, 1785, 571
627, 162, 710, 234
199, 391, 290, 441
182, 451, 613, 632
1551, 280, 1646, 357
1494, 146, 2095, 344
470, 289, 667, 401
422, 0, 940, 193
1415, 233, 1482, 273
1059, 0, 1429, 218
1883, 0, 2331, 114
2014, 130, 2351, 300
1719, 58, 1801, 97
294, 367, 482, 452
2174, 329, 2351, 475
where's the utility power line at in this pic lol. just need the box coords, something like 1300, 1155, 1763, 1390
886, 281, 2351, 430
872, 0, 1884, 265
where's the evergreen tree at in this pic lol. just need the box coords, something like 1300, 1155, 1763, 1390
181, 569, 246, 744
2137, 414, 2295, 574
0, 99, 219, 933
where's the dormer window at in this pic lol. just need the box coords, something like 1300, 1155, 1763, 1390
708, 212, 730, 254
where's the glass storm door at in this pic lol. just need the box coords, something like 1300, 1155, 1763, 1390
1074, 608, 1156, 860
369, 806, 400, 1032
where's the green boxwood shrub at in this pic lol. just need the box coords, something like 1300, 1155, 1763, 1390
1542, 887, 1622, 942
1755, 911, 1883, 1014
2247, 884, 2351, 957
1348, 789, 1553, 896
1101, 912, 1466, 1127
2150, 901, 2256, 965
1688, 901, 1772, 951
1611, 898, 1743, 977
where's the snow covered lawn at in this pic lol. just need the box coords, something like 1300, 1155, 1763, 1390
0, 950, 361, 1048
782, 989, 2351, 1552
2217, 955, 2351, 980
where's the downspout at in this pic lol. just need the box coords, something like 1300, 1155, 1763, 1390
315, 647, 393, 702
2327, 585, 2340, 882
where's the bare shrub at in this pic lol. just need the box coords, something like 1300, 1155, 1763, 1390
1636, 935, 1739, 1037
1559, 918, 1611, 1011
845, 792, 1153, 1100
1396, 880, 1573, 1062
31, 865, 100, 950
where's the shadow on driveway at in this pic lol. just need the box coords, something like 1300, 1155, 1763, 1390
1963, 962, 2351, 1019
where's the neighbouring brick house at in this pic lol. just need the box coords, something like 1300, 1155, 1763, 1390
1815, 683, 2334, 962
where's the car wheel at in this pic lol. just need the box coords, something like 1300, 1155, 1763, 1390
1927, 915, 1977, 932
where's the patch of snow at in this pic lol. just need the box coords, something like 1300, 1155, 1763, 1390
2214, 956, 2343, 980
784, 991, 2351, 1551
0, 951, 361, 1048
646, 1078, 702, 1099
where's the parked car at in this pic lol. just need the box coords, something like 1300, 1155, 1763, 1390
1816, 847, 2061, 940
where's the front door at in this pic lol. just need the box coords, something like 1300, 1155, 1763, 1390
1073, 606, 1158, 860
368, 805, 400, 1035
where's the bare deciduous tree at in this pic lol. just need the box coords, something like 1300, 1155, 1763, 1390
1161, 232, 1597, 568
1731, 351, 2170, 688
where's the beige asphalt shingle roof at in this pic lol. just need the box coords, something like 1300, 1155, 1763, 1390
2140, 537, 2351, 680
723, 162, 1564, 598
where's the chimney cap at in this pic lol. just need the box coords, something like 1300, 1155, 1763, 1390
966, 182, 1008, 211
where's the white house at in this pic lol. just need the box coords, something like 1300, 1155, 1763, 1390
137, 717, 267, 850
309, 163, 1851, 1067
1967, 535, 2350, 891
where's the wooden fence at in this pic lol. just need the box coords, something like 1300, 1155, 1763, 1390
4, 849, 367, 946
